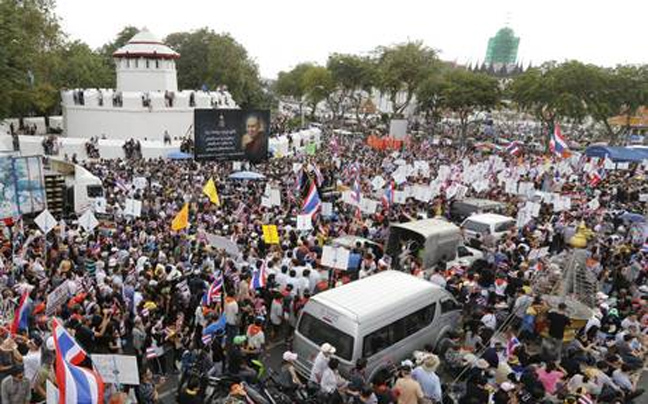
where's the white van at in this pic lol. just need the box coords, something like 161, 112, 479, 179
292, 271, 461, 381
461, 213, 516, 243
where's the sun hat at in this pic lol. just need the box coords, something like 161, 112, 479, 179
320, 343, 336, 354
422, 354, 440, 372
476, 359, 490, 369
500, 381, 516, 392
282, 351, 298, 362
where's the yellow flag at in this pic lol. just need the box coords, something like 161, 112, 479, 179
262, 224, 280, 244
202, 178, 220, 206
171, 203, 189, 231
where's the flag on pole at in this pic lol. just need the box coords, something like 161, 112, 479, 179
313, 164, 324, 187
52, 318, 88, 366
10, 292, 31, 335
352, 179, 361, 205
382, 181, 395, 208
588, 170, 604, 187
52, 318, 104, 404
171, 203, 189, 231
549, 123, 571, 158
249, 263, 267, 290
506, 335, 521, 358
202, 178, 220, 206
302, 181, 322, 217
202, 272, 224, 306
506, 141, 522, 157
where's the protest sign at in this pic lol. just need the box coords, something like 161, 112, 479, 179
46, 281, 71, 316
321, 246, 350, 270
262, 225, 279, 244
91, 354, 140, 385
297, 214, 313, 231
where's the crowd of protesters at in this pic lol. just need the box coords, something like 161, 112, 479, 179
0, 122, 645, 404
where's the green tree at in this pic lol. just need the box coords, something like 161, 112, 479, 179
165, 28, 268, 109
442, 69, 499, 144
327, 53, 377, 124
301, 65, 336, 119
416, 74, 447, 135
0, 0, 63, 118
275, 63, 315, 118
375, 41, 439, 117
508, 63, 576, 146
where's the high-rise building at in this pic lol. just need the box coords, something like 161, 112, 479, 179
484, 27, 520, 67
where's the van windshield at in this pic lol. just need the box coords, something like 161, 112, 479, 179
298, 312, 354, 361
462, 220, 490, 234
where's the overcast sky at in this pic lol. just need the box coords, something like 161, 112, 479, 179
56, 0, 647, 79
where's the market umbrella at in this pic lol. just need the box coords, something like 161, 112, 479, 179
167, 151, 193, 160
228, 171, 266, 181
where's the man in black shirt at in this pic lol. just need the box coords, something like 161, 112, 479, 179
543, 303, 570, 361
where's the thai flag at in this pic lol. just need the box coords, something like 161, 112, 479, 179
52, 318, 88, 366
249, 262, 267, 290
10, 292, 31, 335
313, 164, 324, 187
506, 336, 521, 358
201, 333, 213, 346
202, 273, 224, 306
382, 181, 395, 208
302, 181, 322, 217
588, 170, 604, 187
294, 168, 304, 193
352, 179, 361, 205
52, 318, 104, 404
115, 179, 129, 193
146, 346, 159, 359
549, 123, 570, 158
641, 239, 648, 253
506, 141, 522, 156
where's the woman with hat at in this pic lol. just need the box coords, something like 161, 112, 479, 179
309, 342, 336, 386
411, 354, 442, 403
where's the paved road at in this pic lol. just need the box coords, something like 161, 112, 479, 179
158, 340, 289, 403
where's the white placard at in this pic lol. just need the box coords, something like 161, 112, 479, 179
342, 190, 359, 206
91, 354, 140, 385
616, 162, 629, 170
34, 209, 57, 234
640, 194, 648, 202
360, 198, 378, 214
292, 163, 302, 173
371, 176, 386, 190
297, 214, 313, 231
394, 191, 407, 204
46, 380, 58, 404
124, 199, 142, 217
46, 281, 71, 316
321, 246, 350, 270
587, 198, 600, 210
233, 161, 242, 171
261, 196, 272, 208
321, 202, 333, 217
79, 210, 99, 232
269, 189, 281, 206
133, 177, 148, 190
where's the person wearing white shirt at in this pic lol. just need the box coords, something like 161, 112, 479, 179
309, 343, 336, 384
481, 310, 497, 330
276, 266, 289, 290
319, 358, 346, 395
22, 338, 42, 384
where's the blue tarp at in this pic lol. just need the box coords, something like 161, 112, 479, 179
167, 151, 193, 160
584, 146, 648, 162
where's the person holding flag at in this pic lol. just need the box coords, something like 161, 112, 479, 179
10, 292, 31, 335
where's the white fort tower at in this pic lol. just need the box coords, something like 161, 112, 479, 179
61, 29, 237, 141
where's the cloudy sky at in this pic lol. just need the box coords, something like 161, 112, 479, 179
56, 0, 646, 79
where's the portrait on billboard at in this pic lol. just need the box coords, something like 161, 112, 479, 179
241, 111, 268, 162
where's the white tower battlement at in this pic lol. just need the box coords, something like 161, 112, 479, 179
113, 29, 179, 92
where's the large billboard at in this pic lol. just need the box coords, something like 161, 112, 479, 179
0, 156, 47, 220
194, 109, 270, 162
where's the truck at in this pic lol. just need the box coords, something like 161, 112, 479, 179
386, 218, 468, 269
45, 158, 104, 216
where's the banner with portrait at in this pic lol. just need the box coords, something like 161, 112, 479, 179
194, 109, 270, 162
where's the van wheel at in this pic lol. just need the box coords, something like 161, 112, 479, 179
435, 336, 451, 356
371, 368, 393, 385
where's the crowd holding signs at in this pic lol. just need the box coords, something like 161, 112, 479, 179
0, 119, 646, 404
